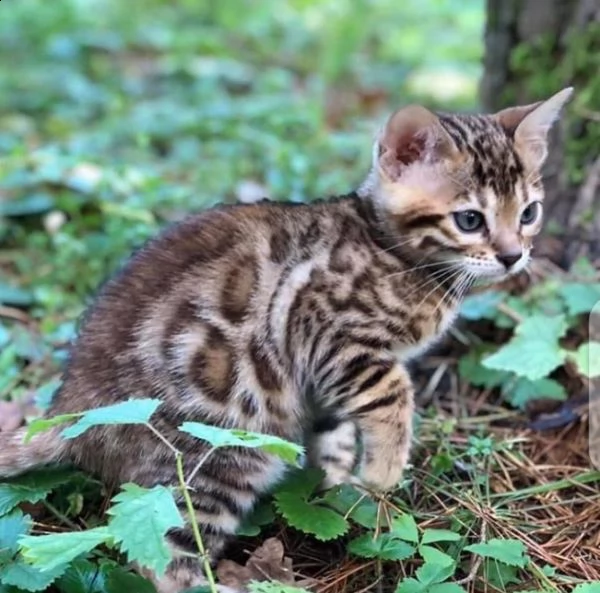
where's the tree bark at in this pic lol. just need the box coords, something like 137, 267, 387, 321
481, 0, 600, 266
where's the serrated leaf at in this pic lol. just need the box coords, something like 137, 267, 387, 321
418, 545, 455, 567
390, 514, 419, 543
568, 342, 600, 378
0, 470, 75, 515
19, 527, 110, 572
458, 351, 509, 389
107, 483, 183, 576
56, 559, 106, 593
429, 584, 467, 593
179, 423, 303, 465
0, 557, 67, 591
275, 468, 323, 499
0, 510, 31, 559
62, 399, 162, 439
348, 533, 415, 561
25, 414, 81, 443
503, 377, 567, 409
395, 577, 426, 593
421, 529, 461, 545
464, 538, 528, 568
105, 566, 156, 593
460, 291, 505, 320
322, 484, 379, 529
558, 283, 600, 315
483, 559, 520, 589
274, 493, 347, 541
484, 315, 568, 380
416, 562, 455, 585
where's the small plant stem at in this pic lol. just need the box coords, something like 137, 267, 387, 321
185, 448, 215, 487
146, 423, 181, 456
175, 452, 218, 593
42, 500, 79, 530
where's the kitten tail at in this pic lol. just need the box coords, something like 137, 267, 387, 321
0, 427, 66, 477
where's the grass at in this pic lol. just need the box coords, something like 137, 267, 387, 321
1, 1, 599, 592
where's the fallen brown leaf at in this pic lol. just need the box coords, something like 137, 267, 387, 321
217, 537, 314, 592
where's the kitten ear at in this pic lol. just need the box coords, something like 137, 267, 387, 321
495, 87, 574, 168
377, 105, 457, 180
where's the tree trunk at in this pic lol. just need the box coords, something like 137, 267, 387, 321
481, 0, 600, 266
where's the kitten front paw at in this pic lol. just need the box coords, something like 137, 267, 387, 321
310, 420, 359, 489
357, 441, 410, 492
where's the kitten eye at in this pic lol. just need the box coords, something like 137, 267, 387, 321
520, 201, 541, 225
453, 210, 485, 233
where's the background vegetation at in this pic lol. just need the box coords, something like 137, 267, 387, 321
0, 1, 598, 592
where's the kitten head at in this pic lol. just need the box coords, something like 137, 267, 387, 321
364, 88, 573, 282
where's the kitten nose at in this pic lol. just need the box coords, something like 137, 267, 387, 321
496, 252, 522, 269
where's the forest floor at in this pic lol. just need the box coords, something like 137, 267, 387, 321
1, 2, 599, 592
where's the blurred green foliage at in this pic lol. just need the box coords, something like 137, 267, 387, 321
0, 0, 483, 304
0, 0, 482, 407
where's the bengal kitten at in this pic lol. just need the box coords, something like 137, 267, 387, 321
0, 89, 572, 592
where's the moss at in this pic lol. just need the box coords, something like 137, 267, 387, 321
509, 22, 600, 183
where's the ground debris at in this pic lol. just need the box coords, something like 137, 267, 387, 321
217, 538, 316, 592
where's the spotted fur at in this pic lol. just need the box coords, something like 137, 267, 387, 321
0, 89, 572, 592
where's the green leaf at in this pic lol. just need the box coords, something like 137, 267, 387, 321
421, 529, 461, 545
390, 514, 419, 543
418, 545, 455, 567
19, 527, 110, 572
483, 560, 520, 589
460, 291, 505, 320
348, 534, 416, 561
429, 584, 467, 593
62, 399, 162, 439
573, 584, 600, 593
0, 282, 34, 307
0, 470, 75, 515
25, 414, 81, 443
464, 538, 529, 568
179, 423, 303, 465
105, 566, 157, 593
236, 501, 276, 537
558, 283, 600, 315
273, 469, 347, 540
322, 484, 379, 529
107, 483, 183, 576
567, 342, 600, 378
484, 315, 568, 380
458, 350, 510, 389
415, 562, 455, 585
56, 559, 106, 593
503, 377, 567, 409
395, 578, 426, 593
275, 493, 347, 541
0, 195, 54, 217
0, 557, 67, 591
0, 510, 31, 558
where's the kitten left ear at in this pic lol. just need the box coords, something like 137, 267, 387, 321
494, 87, 574, 168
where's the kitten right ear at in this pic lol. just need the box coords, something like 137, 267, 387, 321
377, 105, 457, 180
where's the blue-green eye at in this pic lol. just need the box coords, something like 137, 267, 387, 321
453, 210, 485, 233
521, 201, 541, 225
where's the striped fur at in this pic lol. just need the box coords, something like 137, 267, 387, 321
0, 90, 571, 592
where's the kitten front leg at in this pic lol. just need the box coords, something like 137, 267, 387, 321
317, 359, 414, 492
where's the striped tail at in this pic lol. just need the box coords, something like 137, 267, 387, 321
0, 427, 66, 477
